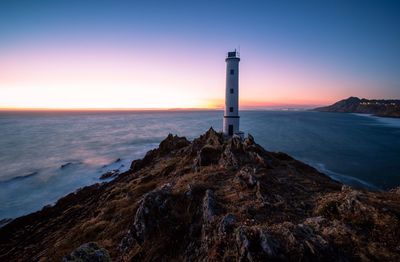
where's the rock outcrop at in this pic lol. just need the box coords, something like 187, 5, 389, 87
100, 170, 119, 179
1, 128, 399, 261
63, 242, 110, 262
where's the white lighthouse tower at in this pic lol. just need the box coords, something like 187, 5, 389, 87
223, 50, 241, 137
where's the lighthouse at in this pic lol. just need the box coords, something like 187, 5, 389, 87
223, 50, 241, 137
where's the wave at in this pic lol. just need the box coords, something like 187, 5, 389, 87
303, 160, 381, 191
353, 113, 400, 128
60, 160, 84, 169
373, 117, 400, 128
0, 171, 39, 184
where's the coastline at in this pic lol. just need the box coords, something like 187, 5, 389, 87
1, 129, 399, 261
1, 110, 400, 221
300, 158, 382, 191
352, 113, 400, 128
0, 144, 386, 226
313, 97, 400, 118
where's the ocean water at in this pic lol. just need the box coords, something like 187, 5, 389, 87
0, 110, 399, 219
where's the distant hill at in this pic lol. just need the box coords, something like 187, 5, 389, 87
314, 97, 400, 118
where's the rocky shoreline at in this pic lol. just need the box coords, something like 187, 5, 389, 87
1, 128, 399, 261
315, 97, 400, 118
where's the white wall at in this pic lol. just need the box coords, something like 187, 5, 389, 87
223, 56, 240, 135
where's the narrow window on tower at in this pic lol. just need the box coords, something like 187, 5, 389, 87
230, 69, 234, 75
230, 88, 234, 94
229, 107, 233, 112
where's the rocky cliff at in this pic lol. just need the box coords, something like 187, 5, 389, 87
1, 129, 400, 261
314, 97, 400, 118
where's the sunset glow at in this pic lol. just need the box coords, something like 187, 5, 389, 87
0, 1, 398, 109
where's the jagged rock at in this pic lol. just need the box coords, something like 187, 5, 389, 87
256, 181, 285, 208
259, 229, 280, 258
130, 159, 143, 172
236, 227, 283, 261
341, 185, 352, 191
249, 151, 267, 167
230, 136, 244, 153
303, 216, 327, 231
159, 163, 176, 176
190, 128, 223, 159
218, 214, 237, 234
100, 169, 119, 179
159, 134, 189, 155
63, 242, 110, 262
269, 222, 331, 259
236, 227, 253, 261
238, 167, 257, 187
337, 190, 363, 213
141, 149, 158, 165
202, 189, 219, 224
256, 181, 266, 203
185, 183, 206, 198
129, 148, 160, 172
296, 224, 329, 255
243, 134, 255, 148
248, 174, 257, 186
390, 187, 400, 194
198, 145, 222, 166
247, 133, 255, 144
202, 127, 223, 146
130, 184, 172, 244
220, 145, 239, 168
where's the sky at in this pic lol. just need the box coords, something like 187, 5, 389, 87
0, 0, 399, 109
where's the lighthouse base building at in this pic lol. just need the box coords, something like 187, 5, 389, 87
223, 50, 243, 138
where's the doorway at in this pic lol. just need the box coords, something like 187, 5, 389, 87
228, 125, 233, 136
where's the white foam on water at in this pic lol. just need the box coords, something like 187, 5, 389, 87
353, 113, 400, 128
303, 160, 382, 191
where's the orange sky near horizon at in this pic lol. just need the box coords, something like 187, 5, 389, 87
0, 44, 375, 110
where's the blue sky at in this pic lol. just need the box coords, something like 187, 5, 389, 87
0, 0, 399, 108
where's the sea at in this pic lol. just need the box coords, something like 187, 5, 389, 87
0, 110, 399, 220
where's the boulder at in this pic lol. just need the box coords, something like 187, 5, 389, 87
159, 134, 190, 155
203, 127, 223, 146
389, 187, 400, 195
259, 229, 280, 258
235, 227, 282, 261
202, 190, 219, 224
100, 170, 119, 179
133, 184, 172, 243
238, 167, 257, 187
198, 145, 222, 166
236, 227, 254, 261
130, 159, 143, 172
243, 133, 255, 147
218, 213, 237, 234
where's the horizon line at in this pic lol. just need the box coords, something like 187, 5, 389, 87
0, 105, 321, 112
